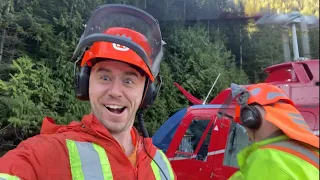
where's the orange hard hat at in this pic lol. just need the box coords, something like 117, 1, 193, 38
234, 83, 295, 122
80, 27, 154, 81
234, 83, 319, 148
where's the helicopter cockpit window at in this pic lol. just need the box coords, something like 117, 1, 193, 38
175, 119, 213, 161
223, 121, 252, 168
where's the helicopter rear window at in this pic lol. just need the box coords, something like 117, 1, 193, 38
175, 119, 213, 161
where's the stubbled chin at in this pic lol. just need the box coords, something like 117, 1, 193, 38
99, 108, 132, 134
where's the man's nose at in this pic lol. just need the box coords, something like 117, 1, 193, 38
107, 80, 123, 98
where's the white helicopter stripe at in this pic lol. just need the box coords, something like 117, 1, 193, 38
168, 149, 225, 161
168, 130, 319, 161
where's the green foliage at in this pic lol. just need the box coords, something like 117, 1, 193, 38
309, 29, 319, 59
164, 24, 248, 101
242, 22, 284, 82
236, 0, 319, 17
0, 56, 90, 141
0, 56, 59, 135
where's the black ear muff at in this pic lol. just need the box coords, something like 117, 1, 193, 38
139, 80, 157, 109
139, 74, 162, 110
75, 65, 91, 101
240, 105, 262, 130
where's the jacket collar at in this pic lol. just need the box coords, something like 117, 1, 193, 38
40, 114, 155, 157
81, 113, 115, 141
41, 113, 124, 143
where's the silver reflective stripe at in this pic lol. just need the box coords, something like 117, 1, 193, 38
269, 140, 319, 167
287, 113, 313, 132
288, 112, 304, 119
292, 118, 307, 125
267, 92, 287, 100
287, 113, 307, 125
250, 87, 261, 96
67, 140, 113, 180
153, 150, 172, 179
75, 141, 107, 180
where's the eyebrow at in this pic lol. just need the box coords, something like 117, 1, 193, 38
124, 71, 139, 78
96, 67, 111, 73
96, 67, 139, 78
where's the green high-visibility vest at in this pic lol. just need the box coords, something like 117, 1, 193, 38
229, 135, 319, 180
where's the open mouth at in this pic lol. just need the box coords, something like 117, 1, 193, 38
104, 105, 126, 114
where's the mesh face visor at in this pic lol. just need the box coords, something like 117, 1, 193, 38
72, 4, 164, 80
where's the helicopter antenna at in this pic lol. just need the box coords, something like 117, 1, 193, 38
202, 73, 221, 105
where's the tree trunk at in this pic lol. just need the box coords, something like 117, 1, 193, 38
0, 29, 6, 63
0, 3, 10, 63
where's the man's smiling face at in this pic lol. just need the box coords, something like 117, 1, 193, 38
89, 60, 146, 134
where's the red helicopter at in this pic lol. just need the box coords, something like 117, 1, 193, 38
152, 12, 319, 179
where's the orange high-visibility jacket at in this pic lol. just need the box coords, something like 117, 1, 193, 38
0, 114, 176, 180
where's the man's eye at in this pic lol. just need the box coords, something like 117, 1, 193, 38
124, 79, 133, 84
101, 75, 110, 81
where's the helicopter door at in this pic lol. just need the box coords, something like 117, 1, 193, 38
223, 120, 251, 168
170, 115, 215, 179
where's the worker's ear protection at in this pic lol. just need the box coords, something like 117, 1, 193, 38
237, 91, 263, 130
139, 79, 158, 109
74, 63, 161, 109
75, 64, 91, 101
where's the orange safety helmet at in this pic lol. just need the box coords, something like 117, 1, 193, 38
234, 83, 295, 123
80, 27, 154, 81
233, 83, 319, 148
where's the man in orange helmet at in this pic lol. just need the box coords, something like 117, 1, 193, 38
0, 4, 176, 180
222, 83, 319, 179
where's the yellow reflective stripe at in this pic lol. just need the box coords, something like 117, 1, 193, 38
158, 150, 175, 179
151, 160, 161, 180
66, 139, 85, 180
92, 143, 113, 180
0, 173, 20, 180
